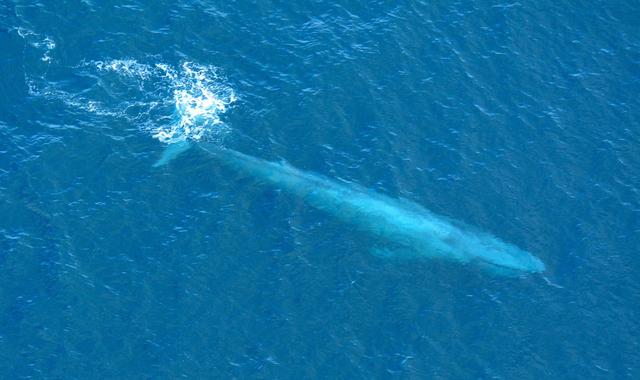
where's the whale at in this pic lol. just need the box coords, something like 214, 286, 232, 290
155, 141, 545, 276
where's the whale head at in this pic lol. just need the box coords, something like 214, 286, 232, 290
441, 229, 545, 275
472, 234, 545, 274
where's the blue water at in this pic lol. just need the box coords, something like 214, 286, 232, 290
1, 1, 639, 378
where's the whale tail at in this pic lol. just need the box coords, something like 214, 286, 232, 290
153, 140, 193, 167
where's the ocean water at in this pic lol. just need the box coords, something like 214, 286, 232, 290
1, 0, 639, 378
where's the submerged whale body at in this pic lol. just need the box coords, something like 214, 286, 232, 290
156, 142, 545, 276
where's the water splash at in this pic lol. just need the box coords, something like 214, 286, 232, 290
95, 60, 237, 142
27, 58, 236, 143
156, 62, 236, 142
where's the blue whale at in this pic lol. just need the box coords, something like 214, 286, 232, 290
156, 141, 545, 276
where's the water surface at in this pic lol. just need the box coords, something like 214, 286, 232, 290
1, 1, 638, 378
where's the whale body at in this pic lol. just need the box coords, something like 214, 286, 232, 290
156, 142, 545, 275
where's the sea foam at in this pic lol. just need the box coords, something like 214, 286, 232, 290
26, 57, 236, 143
95, 60, 237, 143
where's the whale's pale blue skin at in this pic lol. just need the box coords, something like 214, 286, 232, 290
156, 142, 545, 275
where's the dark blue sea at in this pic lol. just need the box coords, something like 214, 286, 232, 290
1, 1, 639, 378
